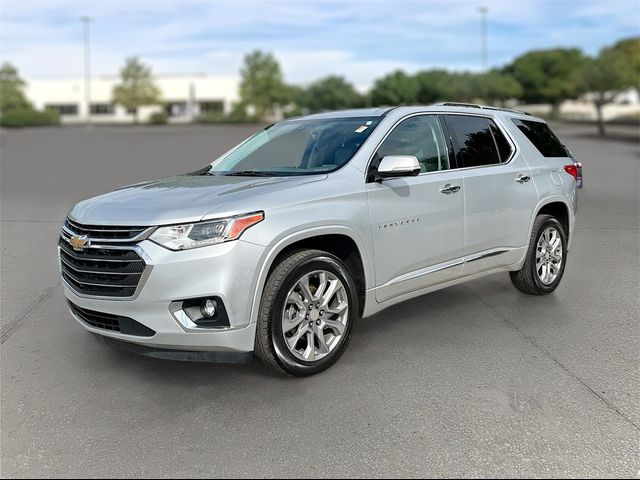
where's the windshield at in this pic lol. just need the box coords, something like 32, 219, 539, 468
209, 117, 381, 176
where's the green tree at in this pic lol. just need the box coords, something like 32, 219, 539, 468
239, 50, 287, 120
370, 70, 419, 106
578, 48, 635, 135
298, 75, 363, 112
508, 48, 587, 117
414, 70, 452, 103
475, 70, 523, 105
112, 57, 161, 123
0, 62, 31, 114
284, 84, 306, 114
608, 37, 640, 89
447, 72, 480, 103
414, 69, 521, 105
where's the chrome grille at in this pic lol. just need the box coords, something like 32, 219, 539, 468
63, 218, 150, 241
59, 218, 151, 298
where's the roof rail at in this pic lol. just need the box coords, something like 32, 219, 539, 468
437, 102, 482, 109
480, 105, 532, 116
434, 102, 532, 116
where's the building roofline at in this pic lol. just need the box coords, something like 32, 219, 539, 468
25, 73, 240, 82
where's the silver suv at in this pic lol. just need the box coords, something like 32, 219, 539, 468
59, 104, 579, 376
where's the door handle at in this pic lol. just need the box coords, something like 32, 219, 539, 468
515, 174, 531, 184
440, 184, 461, 194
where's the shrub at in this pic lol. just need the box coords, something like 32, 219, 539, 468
196, 104, 258, 124
148, 111, 168, 125
196, 111, 226, 124
283, 106, 304, 119
0, 108, 60, 128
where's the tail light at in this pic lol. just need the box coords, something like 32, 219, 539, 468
564, 164, 578, 181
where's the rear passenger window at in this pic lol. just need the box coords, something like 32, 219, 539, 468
488, 120, 513, 162
511, 119, 567, 157
445, 115, 500, 168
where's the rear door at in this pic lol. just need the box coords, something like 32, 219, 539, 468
442, 114, 538, 274
366, 114, 465, 303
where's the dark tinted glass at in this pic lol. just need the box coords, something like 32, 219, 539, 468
512, 119, 567, 157
446, 115, 500, 167
488, 120, 513, 162
376, 115, 449, 173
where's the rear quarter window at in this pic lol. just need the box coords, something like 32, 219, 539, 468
511, 119, 568, 157
488, 120, 513, 162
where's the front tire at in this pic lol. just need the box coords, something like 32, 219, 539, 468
510, 214, 568, 295
255, 249, 358, 376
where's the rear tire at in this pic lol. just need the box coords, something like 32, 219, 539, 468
255, 249, 358, 376
510, 214, 567, 295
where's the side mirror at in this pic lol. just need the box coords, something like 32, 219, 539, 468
374, 155, 421, 181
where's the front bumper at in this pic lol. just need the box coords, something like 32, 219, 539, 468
61, 238, 265, 353
99, 336, 254, 363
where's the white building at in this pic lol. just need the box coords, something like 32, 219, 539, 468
25, 73, 241, 124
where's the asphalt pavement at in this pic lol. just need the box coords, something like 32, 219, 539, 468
1, 122, 638, 478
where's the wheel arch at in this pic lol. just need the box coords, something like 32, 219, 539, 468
248, 226, 372, 325
529, 197, 573, 247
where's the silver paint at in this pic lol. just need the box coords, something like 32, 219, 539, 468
60, 105, 577, 353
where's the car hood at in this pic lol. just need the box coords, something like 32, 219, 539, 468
68, 174, 327, 226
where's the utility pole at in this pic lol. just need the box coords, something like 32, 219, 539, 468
478, 6, 489, 72
80, 16, 92, 127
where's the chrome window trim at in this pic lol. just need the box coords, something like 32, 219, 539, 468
366, 112, 452, 181
440, 112, 518, 170
365, 111, 520, 181
486, 117, 517, 164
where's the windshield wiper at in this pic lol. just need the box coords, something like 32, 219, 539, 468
223, 171, 281, 177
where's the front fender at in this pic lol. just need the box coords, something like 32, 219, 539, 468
247, 225, 374, 325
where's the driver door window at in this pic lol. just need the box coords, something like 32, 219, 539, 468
366, 114, 465, 302
376, 115, 449, 173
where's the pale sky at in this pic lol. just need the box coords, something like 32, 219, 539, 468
1, 0, 638, 88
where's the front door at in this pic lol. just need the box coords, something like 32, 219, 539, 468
366, 114, 465, 303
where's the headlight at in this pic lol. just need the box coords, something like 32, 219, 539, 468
149, 211, 264, 250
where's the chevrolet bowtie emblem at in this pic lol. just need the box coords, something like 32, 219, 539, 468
69, 235, 90, 251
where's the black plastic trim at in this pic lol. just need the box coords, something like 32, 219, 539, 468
68, 301, 156, 337
173, 296, 231, 328
437, 114, 460, 170
99, 336, 253, 364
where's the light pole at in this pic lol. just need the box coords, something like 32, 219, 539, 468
478, 6, 489, 72
80, 16, 92, 127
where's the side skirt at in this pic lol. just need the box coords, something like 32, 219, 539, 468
363, 251, 527, 319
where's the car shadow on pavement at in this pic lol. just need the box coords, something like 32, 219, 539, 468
87, 277, 540, 387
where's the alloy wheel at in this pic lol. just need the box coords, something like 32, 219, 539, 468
281, 270, 349, 362
536, 226, 563, 285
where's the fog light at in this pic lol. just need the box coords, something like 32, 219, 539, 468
200, 298, 217, 318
